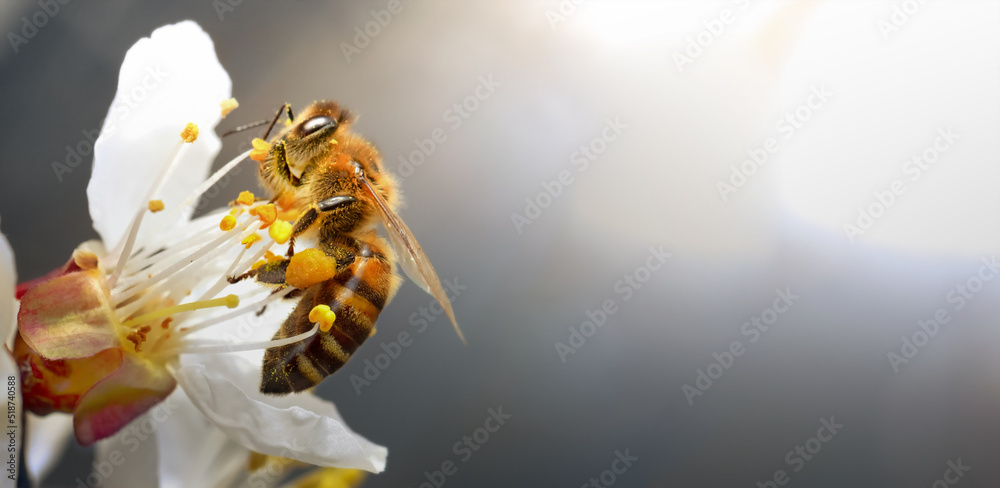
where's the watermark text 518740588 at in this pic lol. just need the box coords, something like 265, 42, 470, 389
6, 375, 20, 484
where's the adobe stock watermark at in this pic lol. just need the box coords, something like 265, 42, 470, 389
673, 0, 751, 73
716, 84, 834, 202
878, 0, 930, 41
546, 0, 587, 29
756, 416, 844, 488
413, 406, 511, 488
340, 0, 413, 63
578, 449, 638, 488
349, 277, 469, 395
887, 255, 997, 373
511, 117, 627, 234
395, 74, 501, 179
74, 397, 181, 488
555, 245, 670, 363
7, 0, 73, 54
212, 0, 245, 20
51, 128, 99, 183
928, 458, 971, 488
103, 65, 170, 137
843, 126, 958, 243
682, 288, 799, 405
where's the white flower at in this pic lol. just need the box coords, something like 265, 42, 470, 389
15, 20, 386, 479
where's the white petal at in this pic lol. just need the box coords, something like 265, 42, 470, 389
0, 226, 18, 488
25, 413, 73, 486
174, 355, 388, 473
155, 389, 249, 488
0, 351, 18, 488
0, 224, 16, 345
94, 415, 161, 488
88, 20, 232, 252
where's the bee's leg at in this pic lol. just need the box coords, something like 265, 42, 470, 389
286, 207, 319, 257
227, 268, 259, 284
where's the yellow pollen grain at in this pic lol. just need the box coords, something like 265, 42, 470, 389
254, 204, 277, 228
220, 98, 239, 118
268, 220, 293, 244
237, 190, 256, 206
250, 138, 271, 162
148, 199, 165, 213
286, 248, 339, 289
220, 215, 237, 231
241, 233, 262, 248
180, 123, 199, 143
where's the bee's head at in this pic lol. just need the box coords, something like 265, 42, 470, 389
261, 101, 355, 191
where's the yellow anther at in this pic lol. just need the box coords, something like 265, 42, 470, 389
253, 204, 277, 228
229, 207, 244, 216
241, 233, 262, 249
220, 98, 239, 118
308, 305, 337, 332
251, 259, 267, 270
237, 190, 256, 206
72, 249, 99, 270
308, 305, 330, 323
268, 220, 293, 245
286, 248, 339, 289
180, 123, 199, 143
264, 250, 278, 261
276, 192, 296, 211
277, 208, 301, 222
148, 200, 165, 213
250, 138, 271, 162
220, 215, 237, 231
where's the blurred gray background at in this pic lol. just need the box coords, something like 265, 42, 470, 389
1, 1, 999, 487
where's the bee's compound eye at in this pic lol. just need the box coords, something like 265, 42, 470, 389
300, 115, 337, 136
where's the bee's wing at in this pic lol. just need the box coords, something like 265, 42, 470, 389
357, 175, 467, 345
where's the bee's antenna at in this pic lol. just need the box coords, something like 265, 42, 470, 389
221, 119, 269, 138
222, 103, 295, 139
261, 103, 295, 140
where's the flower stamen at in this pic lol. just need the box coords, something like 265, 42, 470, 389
171, 323, 319, 356
122, 294, 239, 328
108, 136, 188, 287
112, 216, 260, 306
179, 148, 253, 211
179, 287, 296, 336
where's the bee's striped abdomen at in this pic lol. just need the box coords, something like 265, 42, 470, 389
260, 237, 399, 394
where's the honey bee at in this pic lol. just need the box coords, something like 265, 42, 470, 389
229, 101, 464, 394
